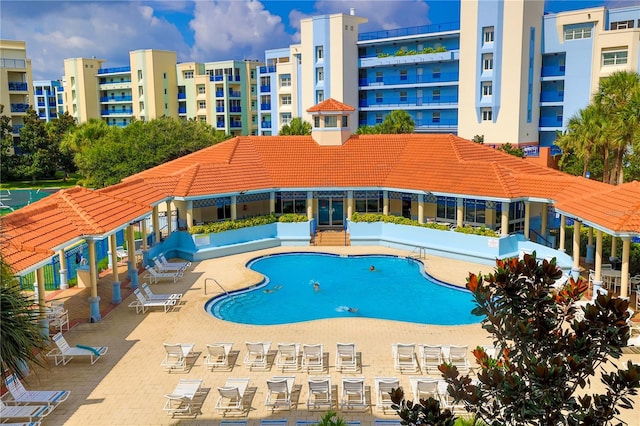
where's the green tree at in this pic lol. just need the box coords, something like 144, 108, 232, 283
279, 117, 311, 135
355, 124, 382, 134
432, 254, 640, 425
379, 110, 415, 134
0, 104, 18, 181
472, 135, 484, 144
0, 254, 49, 381
46, 112, 77, 179
14, 108, 57, 182
497, 142, 525, 158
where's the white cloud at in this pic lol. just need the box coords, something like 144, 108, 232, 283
312, 0, 431, 30
189, 0, 292, 62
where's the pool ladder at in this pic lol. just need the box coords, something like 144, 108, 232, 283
204, 277, 228, 296
409, 246, 427, 260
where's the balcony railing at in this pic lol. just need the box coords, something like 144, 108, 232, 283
359, 21, 460, 41
210, 75, 241, 81
99, 78, 132, 85
229, 90, 242, 97
230, 121, 242, 128
10, 103, 30, 112
98, 66, 131, 75
101, 108, 133, 116
260, 85, 271, 92
100, 95, 133, 102
216, 106, 225, 112
1, 58, 26, 69
37, 101, 45, 107
38, 112, 46, 118
414, 118, 458, 128
229, 106, 241, 112
539, 116, 563, 127
216, 121, 225, 127
35, 89, 43, 95
177, 93, 186, 100
359, 95, 458, 107
259, 66, 276, 73
12, 125, 24, 133
541, 65, 566, 78
178, 107, 187, 114
261, 121, 272, 128
260, 103, 271, 110
540, 91, 564, 102
215, 90, 224, 97
8, 82, 28, 91
359, 72, 459, 87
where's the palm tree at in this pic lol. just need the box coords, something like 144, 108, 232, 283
555, 104, 606, 178
593, 71, 640, 184
0, 255, 49, 380
279, 117, 311, 135
379, 110, 415, 134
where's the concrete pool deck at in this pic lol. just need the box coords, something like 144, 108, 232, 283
26, 246, 640, 425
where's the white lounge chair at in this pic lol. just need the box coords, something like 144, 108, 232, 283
275, 343, 300, 372
128, 288, 176, 314
265, 376, 296, 411
392, 343, 419, 373
301, 343, 324, 373
46, 302, 69, 333
341, 377, 367, 411
374, 377, 399, 413
159, 253, 191, 270
2, 374, 70, 408
215, 377, 250, 415
447, 345, 471, 373
47, 332, 108, 365
261, 420, 288, 426
0, 400, 52, 423
141, 282, 182, 301
115, 246, 128, 263
419, 344, 443, 374
163, 378, 204, 417
409, 376, 439, 401
244, 341, 271, 370
144, 265, 182, 284
336, 342, 358, 372
438, 379, 465, 413
161, 343, 196, 372
205, 343, 234, 371
307, 376, 333, 410
153, 257, 187, 273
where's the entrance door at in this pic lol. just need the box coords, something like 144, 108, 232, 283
318, 198, 344, 227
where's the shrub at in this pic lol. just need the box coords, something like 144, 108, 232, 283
189, 214, 277, 235
278, 213, 308, 223
350, 213, 496, 235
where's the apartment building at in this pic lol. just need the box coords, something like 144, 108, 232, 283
0, 40, 33, 141
33, 80, 64, 122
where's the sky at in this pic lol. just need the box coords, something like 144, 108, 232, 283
1, 0, 638, 81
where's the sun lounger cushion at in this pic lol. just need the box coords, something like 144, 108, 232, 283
76, 344, 102, 357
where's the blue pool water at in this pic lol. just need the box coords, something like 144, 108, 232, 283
206, 253, 480, 326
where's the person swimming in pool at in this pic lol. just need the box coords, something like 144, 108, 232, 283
337, 306, 358, 313
370, 265, 375, 271
313, 282, 320, 291
264, 284, 283, 293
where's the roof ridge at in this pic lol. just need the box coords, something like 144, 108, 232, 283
59, 189, 104, 234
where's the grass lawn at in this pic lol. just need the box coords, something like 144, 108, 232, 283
0, 173, 81, 190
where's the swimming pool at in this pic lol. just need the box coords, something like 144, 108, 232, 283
206, 253, 480, 325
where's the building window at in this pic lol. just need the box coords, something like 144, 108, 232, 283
432, 68, 441, 78
432, 89, 440, 101
400, 91, 407, 102
281, 112, 292, 125
482, 81, 493, 97
137, 70, 143, 79
324, 116, 338, 128
275, 194, 307, 215
483, 26, 494, 44
436, 196, 456, 221
400, 69, 408, 81
198, 101, 206, 109
183, 70, 194, 79
602, 50, 628, 66
342, 116, 348, 127
464, 199, 486, 225
375, 71, 383, 83
197, 85, 206, 94
316, 46, 324, 60
375, 113, 383, 124
564, 25, 592, 40
610, 20, 634, 30
314, 116, 320, 127
316, 67, 324, 83
482, 108, 492, 121
139, 101, 144, 111
316, 90, 324, 103
376, 92, 382, 103
482, 53, 493, 71
163, 72, 167, 79
432, 111, 440, 123
280, 74, 291, 87
281, 94, 291, 105
355, 192, 383, 213
138, 86, 143, 96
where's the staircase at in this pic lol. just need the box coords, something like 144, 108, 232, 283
313, 230, 350, 246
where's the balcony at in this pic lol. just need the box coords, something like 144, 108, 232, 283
12, 125, 23, 133
229, 90, 242, 98
1, 58, 26, 69
260, 103, 271, 110
37, 101, 45, 107
98, 66, 131, 75
260, 85, 271, 93
8, 82, 28, 91
261, 121, 272, 128
229, 106, 241, 113
101, 108, 133, 116
100, 95, 133, 102
178, 93, 186, 100
178, 107, 187, 114
216, 106, 225, 112
230, 121, 242, 128
539, 91, 564, 103
216, 121, 225, 127
35, 89, 43, 95
50, 112, 57, 118
359, 72, 459, 87
215, 90, 224, 97
259, 66, 276, 73
414, 118, 458, 129
99, 78, 132, 85
539, 116, 563, 128
359, 21, 460, 41
38, 112, 46, 118
541, 65, 565, 78
10, 103, 30, 113
359, 95, 458, 108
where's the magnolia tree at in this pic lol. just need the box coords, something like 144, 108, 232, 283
393, 254, 639, 425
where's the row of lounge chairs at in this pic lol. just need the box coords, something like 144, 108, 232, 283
0, 374, 70, 424
393, 343, 473, 374
164, 374, 464, 418
128, 283, 183, 314
143, 254, 191, 284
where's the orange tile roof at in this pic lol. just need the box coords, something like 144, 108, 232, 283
307, 98, 355, 112
2, 132, 639, 273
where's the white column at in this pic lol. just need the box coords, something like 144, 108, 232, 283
620, 237, 631, 298
571, 220, 581, 280
141, 219, 148, 251
269, 191, 275, 214
524, 201, 531, 239
559, 215, 566, 252
152, 205, 160, 244
307, 191, 314, 220
58, 249, 68, 290
540, 202, 548, 240
418, 194, 425, 224
456, 198, 464, 228
165, 200, 172, 234
88, 240, 98, 299
383, 190, 389, 215
593, 230, 603, 299
501, 202, 509, 236
110, 234, 119, 280
230, 195, 237, 220
347, 190, 353, 220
